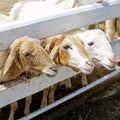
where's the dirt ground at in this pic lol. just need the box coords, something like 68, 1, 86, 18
0, 1, 120, 120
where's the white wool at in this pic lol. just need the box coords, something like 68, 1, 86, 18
0, 14, 12, 25
8, 0, 103, 21
9, 1, 60, 21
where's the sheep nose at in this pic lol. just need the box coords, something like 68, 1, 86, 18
50, 65, 58, 73
108, 58, 116, 65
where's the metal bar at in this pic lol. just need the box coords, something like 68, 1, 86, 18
0, 66, 78, 108
18, 69, 120, 120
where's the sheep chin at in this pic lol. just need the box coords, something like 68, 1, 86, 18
45, 73, 57, 78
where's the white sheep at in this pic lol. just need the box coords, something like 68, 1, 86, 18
0, 0, 103, 25
69, 29, 116, 70
9, 0, 60, 21
0, 36, 58, 120
8, 0, 103, 22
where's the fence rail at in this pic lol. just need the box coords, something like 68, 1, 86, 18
0, 0, 120, 51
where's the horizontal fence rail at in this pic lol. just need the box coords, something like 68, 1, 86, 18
0, 0, 120, 51
0, 66, 79, 108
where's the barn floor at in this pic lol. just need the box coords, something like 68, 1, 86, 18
0, 1, 120, 120
36, 93, 120, 120
54, 93, 120, 120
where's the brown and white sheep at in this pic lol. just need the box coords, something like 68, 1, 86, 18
0, 36, 57, 83
0, 36, 58, 120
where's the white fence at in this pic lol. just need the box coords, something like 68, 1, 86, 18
0, 0, 120, 119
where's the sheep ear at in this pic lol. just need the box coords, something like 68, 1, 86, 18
3, 54, 15, 75
3, 39, 21, 75
45, 37, 60, 60
50, 45, 60, 60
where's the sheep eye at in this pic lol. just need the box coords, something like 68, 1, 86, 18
88, 42, 94, 46
24, 52, 31, 57
63, 45, 72, 49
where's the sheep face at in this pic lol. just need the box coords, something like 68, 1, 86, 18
45, 34, 94, 74
3, 36, 57, 77
79, 29, 116, 70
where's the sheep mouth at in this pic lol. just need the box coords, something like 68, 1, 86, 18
102, 63, 116, 70
93, 59, 101, 67
45, 73, 57, 78
80, 67, 93, 74
42, 66, 58, 78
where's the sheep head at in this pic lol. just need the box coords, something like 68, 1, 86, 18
78, 29, 116, 70
3, 36, 58, 77
43, 34, 94, 74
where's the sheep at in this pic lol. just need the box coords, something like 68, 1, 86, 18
0, 36, 58, 120
106, 17, 120, 41
0, 36, 57, 83
23, 34, 95, 114
8, 0, 103, 22
66, 28, 116, 87
39, 29, 116, 108
0, 0, 103, 27
9, 0, 60, 21
69, 29, 116, 70
0, 0, 103, 34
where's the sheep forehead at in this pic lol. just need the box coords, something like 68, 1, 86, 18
84, 30, 113, 57
84, 29, 111, 46
20, 40, 53, 64
63, 36, 79, 48
63, 36, 89, 58
20, 39, 42, 53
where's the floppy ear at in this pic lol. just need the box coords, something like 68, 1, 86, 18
3, 39, 21, 75
45, 37, 60, 60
